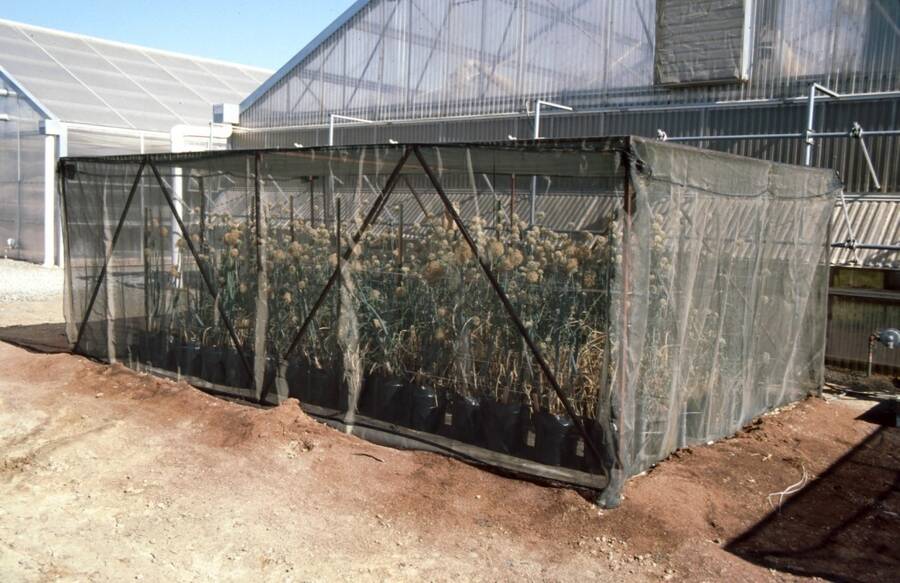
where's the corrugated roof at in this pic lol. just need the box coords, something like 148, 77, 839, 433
0, 18, 272, 131
832, 193, 900, 269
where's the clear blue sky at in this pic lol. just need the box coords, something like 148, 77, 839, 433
2, 0, 359, 70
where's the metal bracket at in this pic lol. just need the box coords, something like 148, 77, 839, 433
849, 122, 882, 191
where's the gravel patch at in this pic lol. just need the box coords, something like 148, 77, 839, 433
0, 259, 64, 302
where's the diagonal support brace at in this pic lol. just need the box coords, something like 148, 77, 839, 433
269, 146, 413, 395
148, 160, 256, 394
73, 160, 146, 354
412, 145, 606, 477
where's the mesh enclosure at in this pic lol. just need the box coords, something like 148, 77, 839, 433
59, 138, 840, 502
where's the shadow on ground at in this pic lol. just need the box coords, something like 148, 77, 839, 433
0, 322, 70, 353
727, 400, 900, 583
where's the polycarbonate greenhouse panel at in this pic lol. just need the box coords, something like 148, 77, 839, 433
0, 18, 271, 132
0, 73, 47, 263
241, 0, 900, 128
58, 137, 839, 504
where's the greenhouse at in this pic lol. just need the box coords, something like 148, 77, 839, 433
60, 137, 839, 504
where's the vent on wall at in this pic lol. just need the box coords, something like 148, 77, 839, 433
655, 0, 754, 86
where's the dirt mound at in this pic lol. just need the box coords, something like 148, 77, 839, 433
1, 339, 896, 581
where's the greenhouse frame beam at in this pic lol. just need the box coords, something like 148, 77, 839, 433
72, 161, 146, 355
274, 146, 413, 380
411, 145, 606, 475
147, 160, 257, 396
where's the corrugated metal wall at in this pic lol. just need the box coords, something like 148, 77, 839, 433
0, 76, 45, 263
827, 290, 900, 373
234, 96, 900, 193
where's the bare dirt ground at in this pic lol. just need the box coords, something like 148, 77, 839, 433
0, 259, 898, 581
0, 259, 64, 328
0, 340, 897, 582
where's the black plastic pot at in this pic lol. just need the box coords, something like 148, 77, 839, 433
179, 342, 201, 377
406, 384, 445, 433
480, 398, 526, 455
125, 329, 143, 363
437, 392, 481, 445
199, 346, 226, 385
141, 331, 169, 368
360, 374, 408, 425
164, 339, 183, 372
288, 361, 340, 409
223, 348, 252, 388
307, 366, 340, 409
532, 411, 574, 466
562, 417, 607, 474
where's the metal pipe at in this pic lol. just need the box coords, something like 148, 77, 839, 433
665, 132, 803, 142
664, 129, 900, 142
531, 100, 572, 227
816, 129, 900, 138
868, 333, 876, 377
850, 122, 882, 191
328, 113, 374, 146
235, 90, 900, 135
836, 188, 862, 265
533, 99, 574, 140
831, 242, 900, 251
805, 83, 841, 166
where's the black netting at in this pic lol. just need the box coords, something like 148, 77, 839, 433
59, 138, 839, 502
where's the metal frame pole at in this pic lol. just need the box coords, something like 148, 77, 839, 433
73, 161, 146, 354
849, 122, 883, 191
58, 161, 77, 342
531, 100, 573, 225
253, 152, 267, 399
804, 83, 841, 167
412, 145, 605, 474
533, 99, 573, 141
328, 114, 374, 147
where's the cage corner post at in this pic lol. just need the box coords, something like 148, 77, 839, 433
598, 144, 635, 509
58, 160, 78, 346
253, 151, 270, 403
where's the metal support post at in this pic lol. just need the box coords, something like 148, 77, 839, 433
531, 100, 573, 225
804, 83, 841, 167
328, 114, 374, 147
